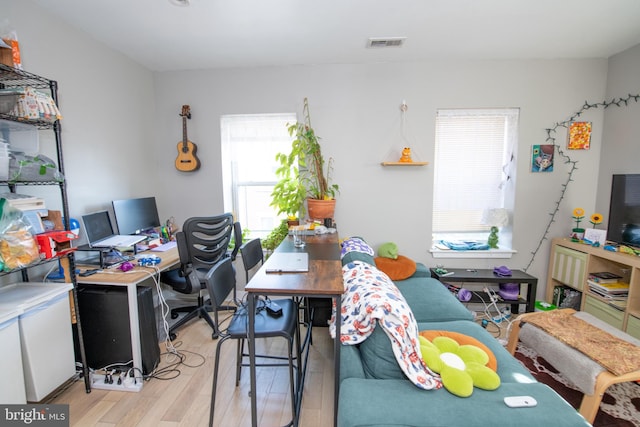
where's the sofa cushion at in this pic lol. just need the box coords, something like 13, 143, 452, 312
338, 379, 591, 427
395, 277, 474, 323
374, 255, 416, 280
412, 262, 431, 277
340, 236, 376, 266
359, 324, 405, 380
340, 344, 366, 382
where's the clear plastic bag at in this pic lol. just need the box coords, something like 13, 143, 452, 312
0, 198, 40, 270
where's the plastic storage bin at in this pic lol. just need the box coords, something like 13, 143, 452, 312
0, 282, 74, 401
0, 305, 26, 404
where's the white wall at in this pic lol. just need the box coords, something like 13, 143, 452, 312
4, 0, 621, 297
2, 0, 157, 232
155, 60, 608, 294
596, 44, 640, 214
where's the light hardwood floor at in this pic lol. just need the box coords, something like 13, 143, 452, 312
52, 315, 335, 427
52, 272, 336, 427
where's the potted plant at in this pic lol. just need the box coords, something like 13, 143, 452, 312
270, 161, 306, 226
271, 97, 339, 222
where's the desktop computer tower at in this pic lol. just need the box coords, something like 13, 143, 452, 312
76, 284, 160, 375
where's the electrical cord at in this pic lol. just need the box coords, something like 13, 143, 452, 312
467, 289, 515, 339
76, 263, 212, 386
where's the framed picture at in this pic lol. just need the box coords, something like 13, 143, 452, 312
531, 144, 554, 172
584, 228, 607, 246
567, 121, 591, 150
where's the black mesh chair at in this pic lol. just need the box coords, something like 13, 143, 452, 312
160, 214, 237, 339
207, 256, 300, 427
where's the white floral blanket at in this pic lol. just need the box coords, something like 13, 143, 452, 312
330, 260, 442, 390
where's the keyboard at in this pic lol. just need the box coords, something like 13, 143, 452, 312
150, 241, 177, 252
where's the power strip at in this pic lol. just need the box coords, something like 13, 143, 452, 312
492, 308, 511, 323
90, 372, 142, 392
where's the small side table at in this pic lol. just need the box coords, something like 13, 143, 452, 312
430, 268, 538, 313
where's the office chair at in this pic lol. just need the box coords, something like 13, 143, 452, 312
207, 257, 300, 427
160, 214, 237, 339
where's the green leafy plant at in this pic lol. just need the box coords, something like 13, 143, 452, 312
262, 220, 289, 254
270, 163, 306, 220
270, 98, 339, 219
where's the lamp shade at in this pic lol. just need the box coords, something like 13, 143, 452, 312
481, 208, 509, 227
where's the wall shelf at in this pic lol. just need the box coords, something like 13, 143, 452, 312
381, 161, 428, 166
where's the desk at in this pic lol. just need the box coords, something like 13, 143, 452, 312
76, 247, 179, 391
245, 233, 344, 427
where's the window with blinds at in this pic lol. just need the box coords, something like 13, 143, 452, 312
432, 108, 518, 244
221, 113, 296, 237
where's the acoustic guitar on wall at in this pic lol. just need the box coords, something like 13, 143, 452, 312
175, 105, 201, 172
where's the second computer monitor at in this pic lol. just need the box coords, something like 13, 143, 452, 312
112, 196, 161, 235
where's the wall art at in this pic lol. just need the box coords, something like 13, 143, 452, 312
531, 144, 554, 172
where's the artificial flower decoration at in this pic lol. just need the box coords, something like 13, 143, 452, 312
590, 213, 603, 228
572, 208, 585, 228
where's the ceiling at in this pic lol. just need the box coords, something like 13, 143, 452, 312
32, 0, 640, 72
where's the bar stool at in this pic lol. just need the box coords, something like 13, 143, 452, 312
207, 257, 300, 427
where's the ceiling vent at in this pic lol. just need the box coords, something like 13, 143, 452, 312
367, 37, 407, 48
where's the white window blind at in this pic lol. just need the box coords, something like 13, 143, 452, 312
221, 113, 296, 237
433, 108, 518, 234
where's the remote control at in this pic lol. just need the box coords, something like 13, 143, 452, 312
504, 396, 537, 408
266, 301, 283, 317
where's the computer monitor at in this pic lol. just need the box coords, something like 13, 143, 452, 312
112, 197, 161, 235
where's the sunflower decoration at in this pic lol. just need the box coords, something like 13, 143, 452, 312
590, 213, 603, 228
572, 208, 585, 229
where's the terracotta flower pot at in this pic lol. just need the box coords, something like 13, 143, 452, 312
307, 198, 336, 221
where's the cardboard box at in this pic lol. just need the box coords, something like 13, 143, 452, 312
0, 46, 14, 67
0, 38, 21, 68
42, 210, 64, 231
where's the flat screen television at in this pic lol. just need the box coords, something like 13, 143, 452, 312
606, 174, 640, 248
112, 196, 161, 235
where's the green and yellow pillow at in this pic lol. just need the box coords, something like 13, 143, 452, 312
419, 330, 501, 397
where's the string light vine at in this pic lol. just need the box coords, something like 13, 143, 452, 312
523, 93, 640, 272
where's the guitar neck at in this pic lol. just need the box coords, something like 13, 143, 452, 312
182, 116, 189, 147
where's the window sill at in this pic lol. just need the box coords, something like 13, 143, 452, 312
430, 247, 516, 259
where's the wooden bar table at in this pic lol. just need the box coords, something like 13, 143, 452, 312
245, 232, 344, 426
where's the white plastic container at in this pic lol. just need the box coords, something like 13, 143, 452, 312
0, 282, 74, 401
0, 306, 26, 404
0, 119, 40, 154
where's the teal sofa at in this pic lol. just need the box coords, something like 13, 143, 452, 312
337, 252, 591, 427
